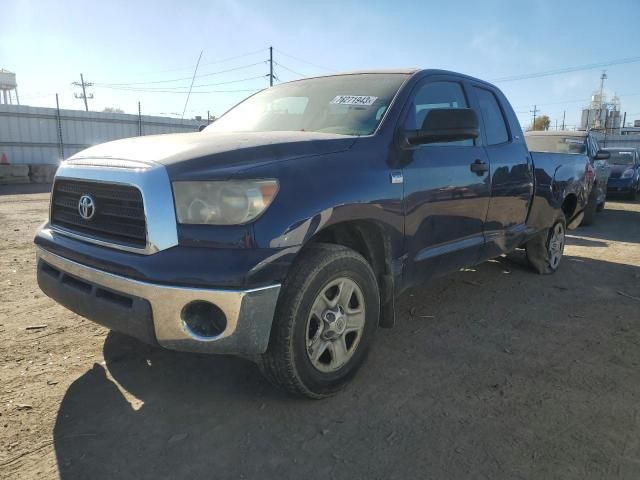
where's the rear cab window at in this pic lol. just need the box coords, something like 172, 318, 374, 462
473, 87, 510, 146
525, 135, 587, 155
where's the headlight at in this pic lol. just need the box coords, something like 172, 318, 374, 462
172, 180, 279, 225
621, 168, 635, 179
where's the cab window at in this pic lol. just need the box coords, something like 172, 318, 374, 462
404, 80, 473, 146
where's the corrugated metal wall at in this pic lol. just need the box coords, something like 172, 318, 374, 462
592, 133, 640, 150
0, 104, 201, 164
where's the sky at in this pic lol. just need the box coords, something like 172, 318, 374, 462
3, 0, 640, 129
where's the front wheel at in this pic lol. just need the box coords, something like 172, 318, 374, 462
525, 218, 566, 274
258, 244, 379, 398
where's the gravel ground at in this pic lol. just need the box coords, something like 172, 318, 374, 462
1, 189, 639, 480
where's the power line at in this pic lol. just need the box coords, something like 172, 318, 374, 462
95, 62, 266, 87
93, 76, 266, 94
182, 50, 203, 119
274, 62, 306, 78
96, 75, 268, 92
513, 91, 640, 111
92, 85, 261, 94
187, 74, 268, 89
105, 48, 267, 77
275, 49, 337, 73
491, 55, 640, 83
187, 48, 266, 70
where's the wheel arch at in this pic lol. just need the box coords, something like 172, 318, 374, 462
561, 193, 578, 220
301, 219, 397, 328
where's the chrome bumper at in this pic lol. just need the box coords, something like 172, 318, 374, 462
36, 247, 280, 355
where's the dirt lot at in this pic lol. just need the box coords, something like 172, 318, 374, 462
1, 189, 639, 480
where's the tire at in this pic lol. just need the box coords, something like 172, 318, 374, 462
258, 243, 379, 399
581, 188, 598, 226
525, 217, 566, 275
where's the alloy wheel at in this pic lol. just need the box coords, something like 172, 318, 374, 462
548, 222, 565, 269
305, 277, 366, 373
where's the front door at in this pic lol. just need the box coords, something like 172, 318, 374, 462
401, 77, 491, 286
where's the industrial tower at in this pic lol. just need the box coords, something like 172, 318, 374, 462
0, 69, 20, 105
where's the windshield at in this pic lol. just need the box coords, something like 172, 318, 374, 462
525, 135, 587, 154
607, 151, 636, 165
205, 73, 409, 136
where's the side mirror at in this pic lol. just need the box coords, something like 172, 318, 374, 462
198, 125, 207, 132
595, 150, 610, 160
405, 108, 479, 145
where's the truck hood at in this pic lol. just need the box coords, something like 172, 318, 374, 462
70, 131, 358, 179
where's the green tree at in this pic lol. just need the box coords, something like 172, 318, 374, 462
533, 115, 551, 131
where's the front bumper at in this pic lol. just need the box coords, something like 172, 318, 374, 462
607, 178, 636, 194
36, 247, 281, 355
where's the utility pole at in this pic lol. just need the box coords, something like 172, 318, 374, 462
269, 46, 274, 87
622, 112, 627, 131
597, 70, 607, 129
530, 105, 539, 130
561, 110, 566, 130
598, 71, 607, 110
72, 73, 93, 111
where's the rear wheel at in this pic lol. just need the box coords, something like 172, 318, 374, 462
258, 244, 379, 398
526, 218, 566, 274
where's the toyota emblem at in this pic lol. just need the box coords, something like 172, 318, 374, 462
78, 194, 96, 220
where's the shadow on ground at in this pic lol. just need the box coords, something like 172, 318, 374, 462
53, 253, 640, 480
0, 183, 52, 196
574, 202, 640, 244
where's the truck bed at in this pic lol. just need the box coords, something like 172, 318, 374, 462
529, 151, 590, 229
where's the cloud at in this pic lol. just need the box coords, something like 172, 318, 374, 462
469, 28, 520, 63
551, 72, 587, 98
469, 27, 550, 69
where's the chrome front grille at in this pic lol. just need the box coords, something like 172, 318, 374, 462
51, 179, 147, 247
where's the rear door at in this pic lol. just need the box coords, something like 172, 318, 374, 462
469, 85, 534, 257
401, 76, 491, 285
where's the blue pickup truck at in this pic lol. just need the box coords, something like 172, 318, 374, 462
36, 70, 592, 398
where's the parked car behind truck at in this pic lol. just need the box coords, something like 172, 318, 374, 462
604, 147, 640, 200
36, 69, 592, 398
525, 130, 611, 225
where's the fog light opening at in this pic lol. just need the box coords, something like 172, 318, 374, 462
181, 301, 227, 339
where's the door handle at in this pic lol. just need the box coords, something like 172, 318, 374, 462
470, 159, 489, 175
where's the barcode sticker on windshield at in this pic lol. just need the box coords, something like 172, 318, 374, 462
330, 95, 378, 106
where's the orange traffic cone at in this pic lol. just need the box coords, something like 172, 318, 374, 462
0, 153, 8, 164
